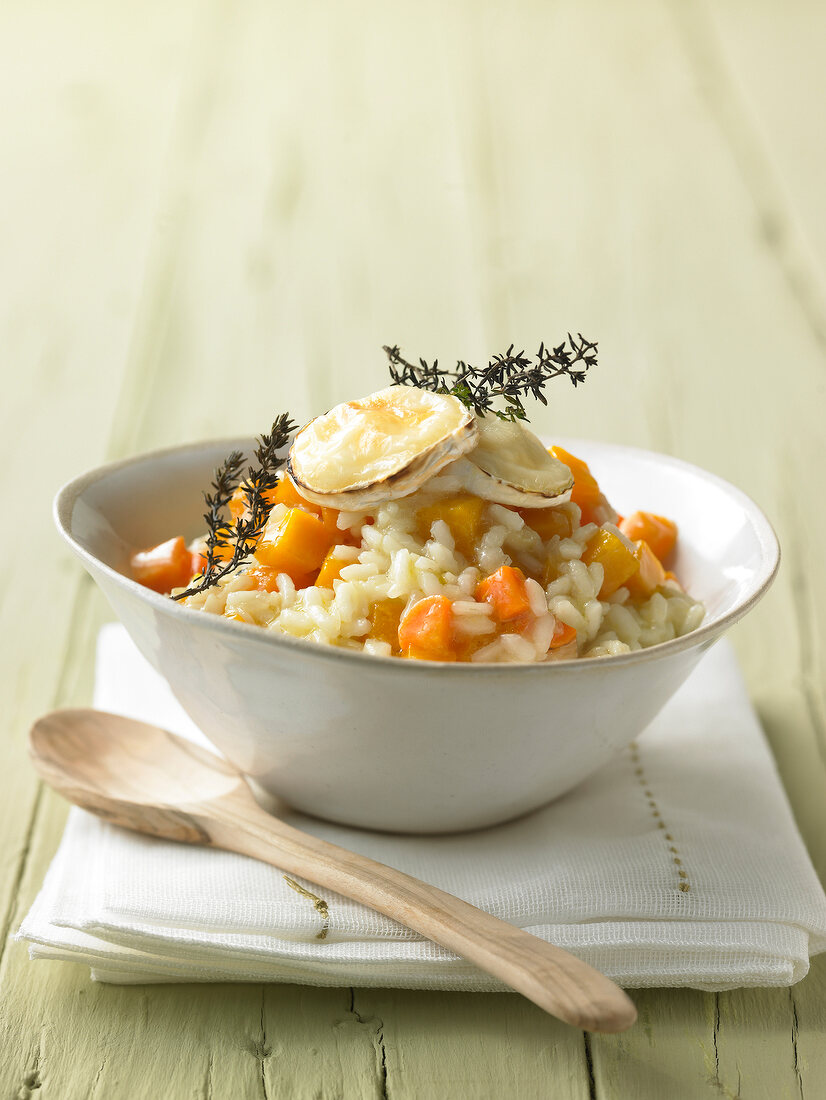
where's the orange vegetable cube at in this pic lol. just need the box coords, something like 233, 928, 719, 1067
254, 507, 336, 576
398, 595, 456, 661
228, 485, 248, 523
416, 495, 486, 560
245, 565, 281, 592
519, 506, 574, 542
550, 446, 603, 524
272, 476, 319, 513
625, 540, 667, 599
550, 620, 578, 649
246, 564, 317, 591
203, 527, 236, 564
369, 599, 406, 654
130, 536, 194, 594
228, 483, 280, 523
581, 528, 639, 598
619, 512, 678, 563
476, 565, 532, 623
315, 550, 351, 589
550, 446, 618, 526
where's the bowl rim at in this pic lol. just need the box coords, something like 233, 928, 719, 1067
54, 435, 781, 675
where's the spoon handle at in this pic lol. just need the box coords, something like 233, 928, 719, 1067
204, 798, 636, 1033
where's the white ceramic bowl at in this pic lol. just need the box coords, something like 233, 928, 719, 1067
55, 438, 779, 833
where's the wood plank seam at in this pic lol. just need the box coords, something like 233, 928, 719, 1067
781, 485, 826, 778
258, 985, 271, 1100
669, 0, 826, 353
0, 571, 92, 974
350, 990, 389, 1100
583, 1031, 597, 1100
790, 988, 805, 1100
0, 784, 43, 975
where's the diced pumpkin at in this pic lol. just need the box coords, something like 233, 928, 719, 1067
619, 511, 678, 563
228, 484, 280, 523
416, 495, 486, 561
398, 595, 456, 661
455, 632, 497, 661
549, 446, 603, 525
476, 565, 532, 623
550, 620, 578, 649
130, 536, 194, 594
272, 476, 318, 513
625, 539, 667, 599
549, 446, 617, 526
581, 528, 639, 598
254, 507, 336, 576
245, 564, 317, 591
228, 485, 248, 523
194, 528, 235, 566
369, 599, 406, 653
245, 565, 281, 592
315, 550, 351, 589
519, 506, 574, 542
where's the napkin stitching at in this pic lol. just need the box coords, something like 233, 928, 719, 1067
629, 741, 691, 893
282, 876, 331, 940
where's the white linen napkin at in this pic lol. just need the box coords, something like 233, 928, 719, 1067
18, 624, 826, 990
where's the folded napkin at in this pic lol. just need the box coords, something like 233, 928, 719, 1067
19, 624, 826, 990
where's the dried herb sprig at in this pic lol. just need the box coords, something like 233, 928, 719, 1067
173, 413, 297, 600
384, 335, 597, 421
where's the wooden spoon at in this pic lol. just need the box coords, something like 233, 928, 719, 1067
29, 708, 637, 1033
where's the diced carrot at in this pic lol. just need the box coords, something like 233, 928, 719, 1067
398, 595, 456, 661
191, 549, 206, 577
550, 620, 577, 649
369, 599, 406, 654
254, 507, 336, 576
476, 565, 532, 623
315, 549, 351, 589
416, 495, 486, 561
619, 512, 678, 563
625, 540, 667, 599
130, 536, 194, 594
581, 528, 639, 598
519, 506, 574, 542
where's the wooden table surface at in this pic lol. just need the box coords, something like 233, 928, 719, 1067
3, 1, 826, 1095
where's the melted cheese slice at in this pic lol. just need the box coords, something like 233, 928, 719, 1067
288, 386, 478, 507
460, 416, 574, 507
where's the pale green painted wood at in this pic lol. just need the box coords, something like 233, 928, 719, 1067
2, 0, 826, 1096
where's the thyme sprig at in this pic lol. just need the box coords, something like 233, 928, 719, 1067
173, 413, 297, 600
384, 334, 597, 421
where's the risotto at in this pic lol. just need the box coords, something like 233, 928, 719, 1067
129, 391, 704, 663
